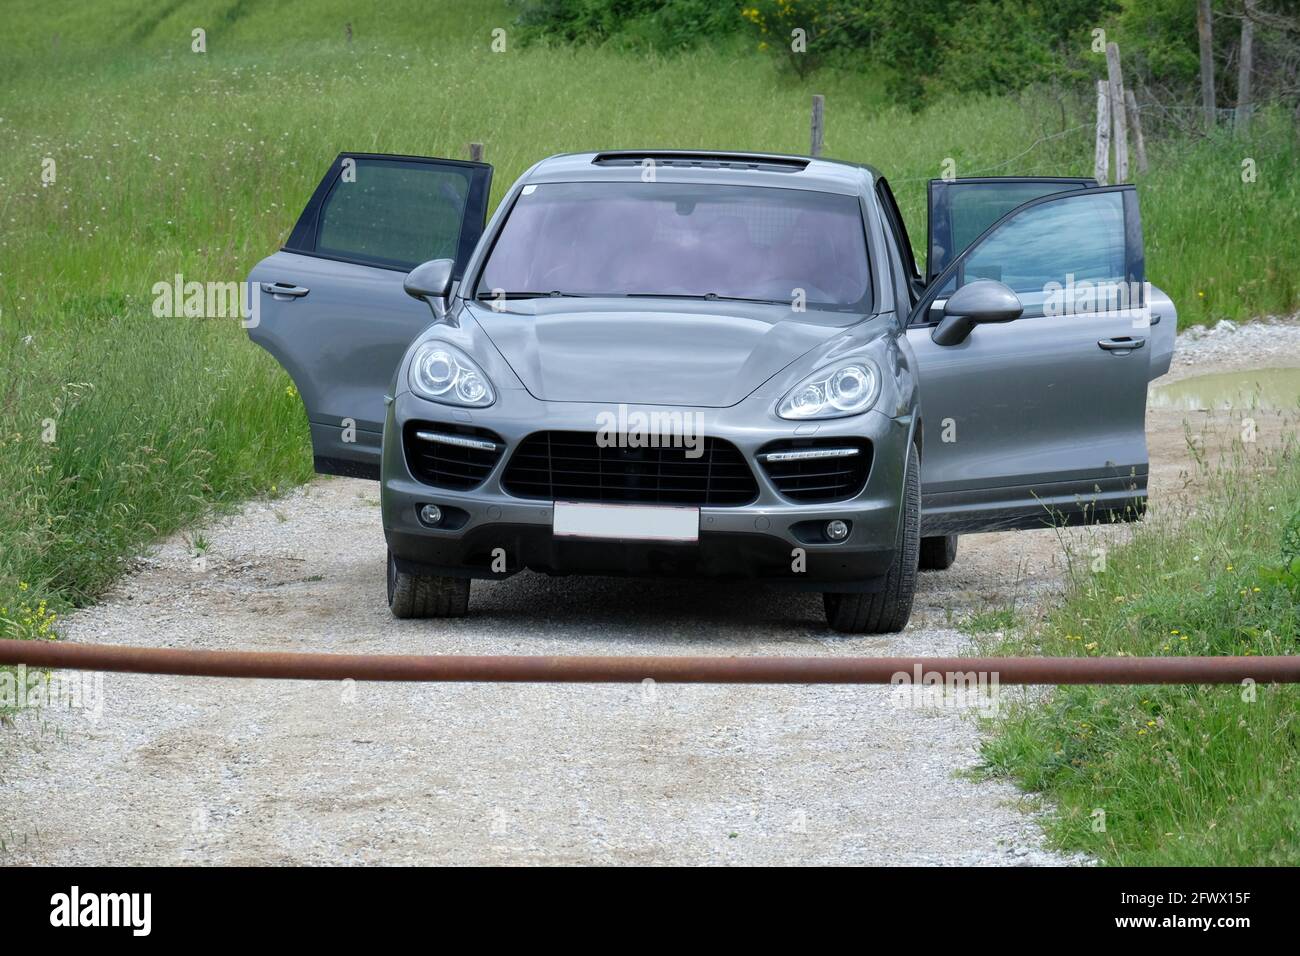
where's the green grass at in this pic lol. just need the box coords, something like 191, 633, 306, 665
978, 432, 1300, 865
962, 607, 1023, 635
2, 0, 1299, 653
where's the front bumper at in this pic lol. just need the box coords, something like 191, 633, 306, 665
381, 387, 911, 593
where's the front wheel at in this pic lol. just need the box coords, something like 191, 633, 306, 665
919, 534, 958, 571
823, 443, 920, 634
387, 549, 470, 619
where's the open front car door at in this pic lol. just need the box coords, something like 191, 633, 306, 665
908, 182, 1155, 534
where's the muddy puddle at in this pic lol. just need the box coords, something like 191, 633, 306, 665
1150, 367, 1300, 412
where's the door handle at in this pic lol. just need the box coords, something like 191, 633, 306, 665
1098, 336, 1145, 351
260, 282, 310, 298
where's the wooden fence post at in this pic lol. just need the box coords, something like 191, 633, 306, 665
1094, 80, 1111, 186
1236, 14, 1255, 134
469, 142, 484, 162
1197, 0, 1216, 130
810, 94, 824, 158
1125, 90, 1149, 175
1106, 42, 1129, 183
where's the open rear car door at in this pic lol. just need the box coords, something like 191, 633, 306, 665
248, 152, 492, 478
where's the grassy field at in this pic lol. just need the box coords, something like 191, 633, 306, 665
1, 0, 1298, 637
978, 429, 1300, 865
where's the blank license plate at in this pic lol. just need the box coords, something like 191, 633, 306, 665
552, 502, 699, 542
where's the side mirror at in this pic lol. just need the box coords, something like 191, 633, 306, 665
403, 258, 456, 309
931, 279, 1023, 346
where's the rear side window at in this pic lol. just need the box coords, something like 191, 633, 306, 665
284, 154, 492, 276
316, 161, 470, 269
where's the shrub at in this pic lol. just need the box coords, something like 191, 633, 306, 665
739, 0, 873, 78
516, 0, 745, 51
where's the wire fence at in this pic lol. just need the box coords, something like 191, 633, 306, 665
893, 121, 1096, 183
834, 91, 1263, 187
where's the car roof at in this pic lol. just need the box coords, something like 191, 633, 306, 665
524, 150, 880, 195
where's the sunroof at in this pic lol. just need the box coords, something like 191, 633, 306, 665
591, 151, 809, 173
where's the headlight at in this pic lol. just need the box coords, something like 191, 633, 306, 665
777, 358, 881, 420
408, 342, 496, 407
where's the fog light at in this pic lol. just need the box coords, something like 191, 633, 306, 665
419, 504, 443, 526
825, 519, 849, 541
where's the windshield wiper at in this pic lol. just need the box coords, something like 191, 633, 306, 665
474, 290, 589, 300
621, 292, 789, 306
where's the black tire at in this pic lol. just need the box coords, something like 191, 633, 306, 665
823, 443, 921, 634
386, 549, 470, 619
919, 534, 958, 571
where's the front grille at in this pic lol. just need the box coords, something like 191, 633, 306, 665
502, 431, 758, 506
403, 422, 504, 490
758, 438, 872, 503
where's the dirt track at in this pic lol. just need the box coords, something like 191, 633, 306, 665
2, 322, 1297, 865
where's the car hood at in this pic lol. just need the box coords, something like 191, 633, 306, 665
467, 298, 865, 407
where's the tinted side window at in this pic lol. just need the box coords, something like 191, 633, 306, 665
960, 190, 1131, 316
929, 180, 1090, 278
314, 160, 472, 270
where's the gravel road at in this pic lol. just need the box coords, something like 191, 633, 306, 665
3, 319, 1298, 866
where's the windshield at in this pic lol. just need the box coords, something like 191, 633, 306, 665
476, 181, 872, 310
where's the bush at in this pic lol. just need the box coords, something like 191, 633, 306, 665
1112, 0, 1203, 90
518, 0, 1300, 115
521, 0, 1111, 104
516, 0, 745, 51
869, 0, 1113, 106
739, 0, 874, 78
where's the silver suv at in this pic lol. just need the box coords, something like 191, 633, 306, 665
249, 150, 1175, 632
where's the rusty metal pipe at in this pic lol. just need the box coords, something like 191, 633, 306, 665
1, 640, 1296, 684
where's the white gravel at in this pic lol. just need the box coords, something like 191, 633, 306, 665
1166, 312, 1300, 380
2, 481, 1089, 865
2, 317, 1296, 866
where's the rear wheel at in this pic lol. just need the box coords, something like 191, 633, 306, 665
823, 443, 920, 634
919, 534, 958, 571
386, 549, 470, 619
